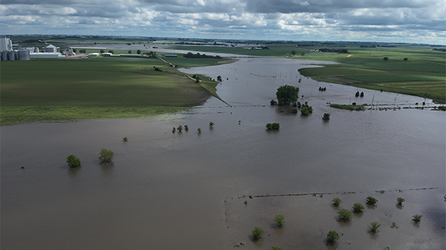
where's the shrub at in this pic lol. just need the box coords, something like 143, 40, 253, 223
252, 227, 264, 241
184, 125, 188, 131
197, 128, 201, 133
412, 214, 422, 222
66, 155, 81, 168
172, 127, 176, 133
397, 197, 405, 205
270, 99, 277, 105
368, 222, 381, 233
326, 230, 340, 244
266, 123, 280, 130
337, 209, 353, 221
355, 91, 360, 97
366, 196, 378, 205
98, 148, 114, 163
322, 113, 331, 120
353, 203, 364, 213
123, 137, 128, 142
301, 106, 313, 115
274, 215, 285, 227
271, 247, 282, 250
291, 107, 298, 114
177, 125, 183, 132
209, 121, 214, 127
332, 198, 342, 206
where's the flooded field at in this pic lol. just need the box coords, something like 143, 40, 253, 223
2, 57, 445, 249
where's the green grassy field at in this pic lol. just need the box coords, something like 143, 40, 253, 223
0, 57, 220, 125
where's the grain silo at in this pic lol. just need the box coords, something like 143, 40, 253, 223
18, 49, 30, 60
7, 51, 15, 60
1, 51, 7, 61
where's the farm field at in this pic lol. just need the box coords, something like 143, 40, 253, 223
0, 57, 221, 125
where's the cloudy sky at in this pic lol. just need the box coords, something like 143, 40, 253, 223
1, 0, 445, 44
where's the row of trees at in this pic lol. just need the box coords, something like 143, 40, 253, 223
183, 52, 222, 59
319, 48, 349, 53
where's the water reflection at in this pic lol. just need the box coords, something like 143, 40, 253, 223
68, 166, 81, 177
100, 162, 114, 175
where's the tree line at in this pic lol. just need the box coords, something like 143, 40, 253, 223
183, 52, 222, 59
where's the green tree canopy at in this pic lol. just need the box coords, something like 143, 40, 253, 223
276, 85, 299, 105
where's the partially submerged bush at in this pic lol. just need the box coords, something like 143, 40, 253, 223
123, 137, 128, 142
368, 222, 381, 233
271, 247, 282, 250
177, 125, 183, 132
323, 113, 331, 120
353, 203, 364, 213
397, 197, 405, 205
412, 214, 422, 222
337, 209, 353, 221
266, 123, 280, 130
301, 106, 313, 116
209, 121, 214, 127
332, 198, 342, 206
270, 99, 277, 105
274, 215, 285, 227
366, 196, 378, 205
252, 226, 264, 241
326, 230, 340, 244
67, 155, 81, 168
98, 148, 114, 163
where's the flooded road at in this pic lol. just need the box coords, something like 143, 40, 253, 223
2, 57, 445, 249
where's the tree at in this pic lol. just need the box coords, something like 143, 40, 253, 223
383, 57, 389, 63
404, 58, 408, 63
274, 215, 285, 227
323, 113, 331, 120
360, 92, 364, 97
252, 227, 264, 241
72, 48, 77, 53
209, 121, 214, 127
353, 203, 364, 213
108, 50, 114, 54
100, 49, 105, 53
301, 106, 313, 116
276, 85, 299, 105
98, 148, 114, 163
355, 91, 360, 97
326, 230, 340, 244
177, 125, 183, 132
128, 50, 132, 54
66, 155, 81, 168
137, 49, 141, 54
291, 50, 296, 56
337, 209, 353, 221
368, 222, 381, 233
217, 76, 222, 82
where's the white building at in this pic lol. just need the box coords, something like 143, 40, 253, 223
44, 44, 58, 53
0, 37, 13, 51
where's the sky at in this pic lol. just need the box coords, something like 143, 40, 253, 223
1, 0, 445, 44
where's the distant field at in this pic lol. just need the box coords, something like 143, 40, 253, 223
0, 57, 220, 125
172, 43, 445, 103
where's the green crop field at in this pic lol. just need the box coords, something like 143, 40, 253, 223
0, 57, 220, 125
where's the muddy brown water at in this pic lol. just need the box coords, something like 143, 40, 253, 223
2, 57, 445, 249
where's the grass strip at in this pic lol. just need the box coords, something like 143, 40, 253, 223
0, 106, 187, 126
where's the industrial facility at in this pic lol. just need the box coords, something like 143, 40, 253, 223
0, 37, 66, 61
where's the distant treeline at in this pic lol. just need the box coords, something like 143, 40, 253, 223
318, 48, 349, 53
183, 52, 222, 59
433, 48, 446, 52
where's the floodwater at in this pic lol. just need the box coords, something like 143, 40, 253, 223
1, 57, 445, 250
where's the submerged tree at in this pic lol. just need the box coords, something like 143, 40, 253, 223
252, 227, 264, 241
98, 148, 114, 163
274, 215, 285, 227
276, 85, 299, 105
326, 230, 340, 244
66, 155, 81, 168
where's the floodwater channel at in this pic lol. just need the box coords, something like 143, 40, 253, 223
1, 57, 445, 249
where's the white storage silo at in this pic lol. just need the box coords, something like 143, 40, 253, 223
18, 49, 30, 60
1, 51, 7, 61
